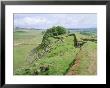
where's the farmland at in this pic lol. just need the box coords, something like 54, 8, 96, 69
14, 27, 97, 75
13, 30, 43, 73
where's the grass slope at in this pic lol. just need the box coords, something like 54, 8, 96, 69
77, 41, 97, 75
15, 34, 80, 75
31, 36, 80, 75
14, 30, 43, 73
67, 41, 97, 75
14, 28, 97, 75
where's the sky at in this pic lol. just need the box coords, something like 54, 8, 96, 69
14, 13, 97, 29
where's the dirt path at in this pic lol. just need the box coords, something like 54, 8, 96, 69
66, 43, 97, 75
14, 42, 24, 46
14, 42, 35, 47
66, 48, 81, 75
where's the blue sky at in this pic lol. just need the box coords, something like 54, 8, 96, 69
14, 13, 97, 29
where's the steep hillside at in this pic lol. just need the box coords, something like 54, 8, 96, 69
15, 26, 97, 75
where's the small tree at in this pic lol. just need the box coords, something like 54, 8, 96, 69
42, 26, 67, 42
56, 26, 67, 35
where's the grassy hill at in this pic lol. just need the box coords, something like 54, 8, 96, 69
14, 26, 97, 75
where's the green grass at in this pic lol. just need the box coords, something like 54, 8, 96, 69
32, 36, 80, 75
73, 41, 97, 75
14, 30, 43, 73
14, 29, 97, 75
14, 30, 42, 44
75, 32, 97, 41
15, 34, 80, 75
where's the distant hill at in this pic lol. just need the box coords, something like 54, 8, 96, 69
68, 28, 97, 33
14, 27, 96, 31
68, 28, 96, 31
14, 27, 43, 31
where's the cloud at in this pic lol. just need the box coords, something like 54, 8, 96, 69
14, 13, 97, 29
14, 16, 49, 28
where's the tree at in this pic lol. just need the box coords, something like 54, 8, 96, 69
43, 26, 67, 38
